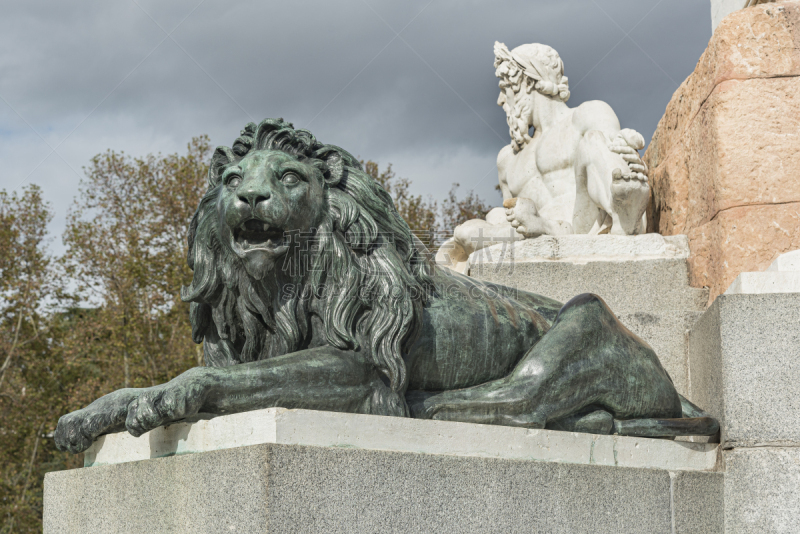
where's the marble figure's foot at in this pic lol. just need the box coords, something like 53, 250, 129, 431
609, 168, 649, 235
504, 197, 548, 238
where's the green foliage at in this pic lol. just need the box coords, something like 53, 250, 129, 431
0, 185, 60, 533
0, 144, 494, 532
62, 136, 211, 391
0, 139, 210, 533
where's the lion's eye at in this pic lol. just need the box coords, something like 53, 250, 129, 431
227, 175, 242, 188
282, 172, 300, 185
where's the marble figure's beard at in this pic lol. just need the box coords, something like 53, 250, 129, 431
502, 92, 531, 153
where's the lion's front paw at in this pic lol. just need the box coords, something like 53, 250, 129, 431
125, 370, 209, 437
54, 409, 103, 454
54, 388, 141, 454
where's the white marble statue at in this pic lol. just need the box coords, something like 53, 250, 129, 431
436, 42, 650, 271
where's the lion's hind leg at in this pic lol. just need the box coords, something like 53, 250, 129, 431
406, 381, 550, 429
406, 293, 612, 429
408, 293, 683, 434
546, 408, 614, 435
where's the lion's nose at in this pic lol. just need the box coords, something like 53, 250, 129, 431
238, 189, 271, 208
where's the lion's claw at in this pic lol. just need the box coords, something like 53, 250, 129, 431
53, 371, 210, 453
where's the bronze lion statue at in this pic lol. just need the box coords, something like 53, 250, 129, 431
55, 119, 717, 454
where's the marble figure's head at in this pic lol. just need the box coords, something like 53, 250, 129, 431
494, 42, 571, 152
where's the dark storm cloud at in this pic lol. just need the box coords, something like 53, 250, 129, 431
0, 0, 710, 250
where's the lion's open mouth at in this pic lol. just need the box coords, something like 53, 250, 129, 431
233, 220, 287, 252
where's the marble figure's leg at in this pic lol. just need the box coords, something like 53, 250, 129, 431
441, 218, 521, 264
578, 130, 649, 235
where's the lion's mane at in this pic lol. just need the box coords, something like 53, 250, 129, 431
181, 119, 434, 398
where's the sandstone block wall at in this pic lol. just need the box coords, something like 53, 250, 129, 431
644, 2, 800, 302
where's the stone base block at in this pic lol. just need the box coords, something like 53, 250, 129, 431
724, 447, 800, 533
45, 444, 724, 534
44, 408, 724, 534
688, 293, 800, 447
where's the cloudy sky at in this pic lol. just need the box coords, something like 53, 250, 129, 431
1, 0, 711, 252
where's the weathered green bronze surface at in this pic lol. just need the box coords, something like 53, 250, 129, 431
54, 119, 718, 454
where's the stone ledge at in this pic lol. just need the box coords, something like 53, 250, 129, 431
767, 249, 800, 271
725, 248, 800, 294
725, 271, 800, 294
84, 408, 720, 472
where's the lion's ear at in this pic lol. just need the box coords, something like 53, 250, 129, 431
323, 151, 344, 186
208, 147, 237, 188
313, 147, 351, 186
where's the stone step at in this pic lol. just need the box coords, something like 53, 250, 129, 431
467, 234, 708, 315
472, 258, 708, 315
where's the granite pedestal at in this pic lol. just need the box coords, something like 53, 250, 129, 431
44, 409, 722, 534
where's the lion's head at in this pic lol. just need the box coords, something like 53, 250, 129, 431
181, 119, 434, 396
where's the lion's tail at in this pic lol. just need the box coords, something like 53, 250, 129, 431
612, 395, 720, 438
